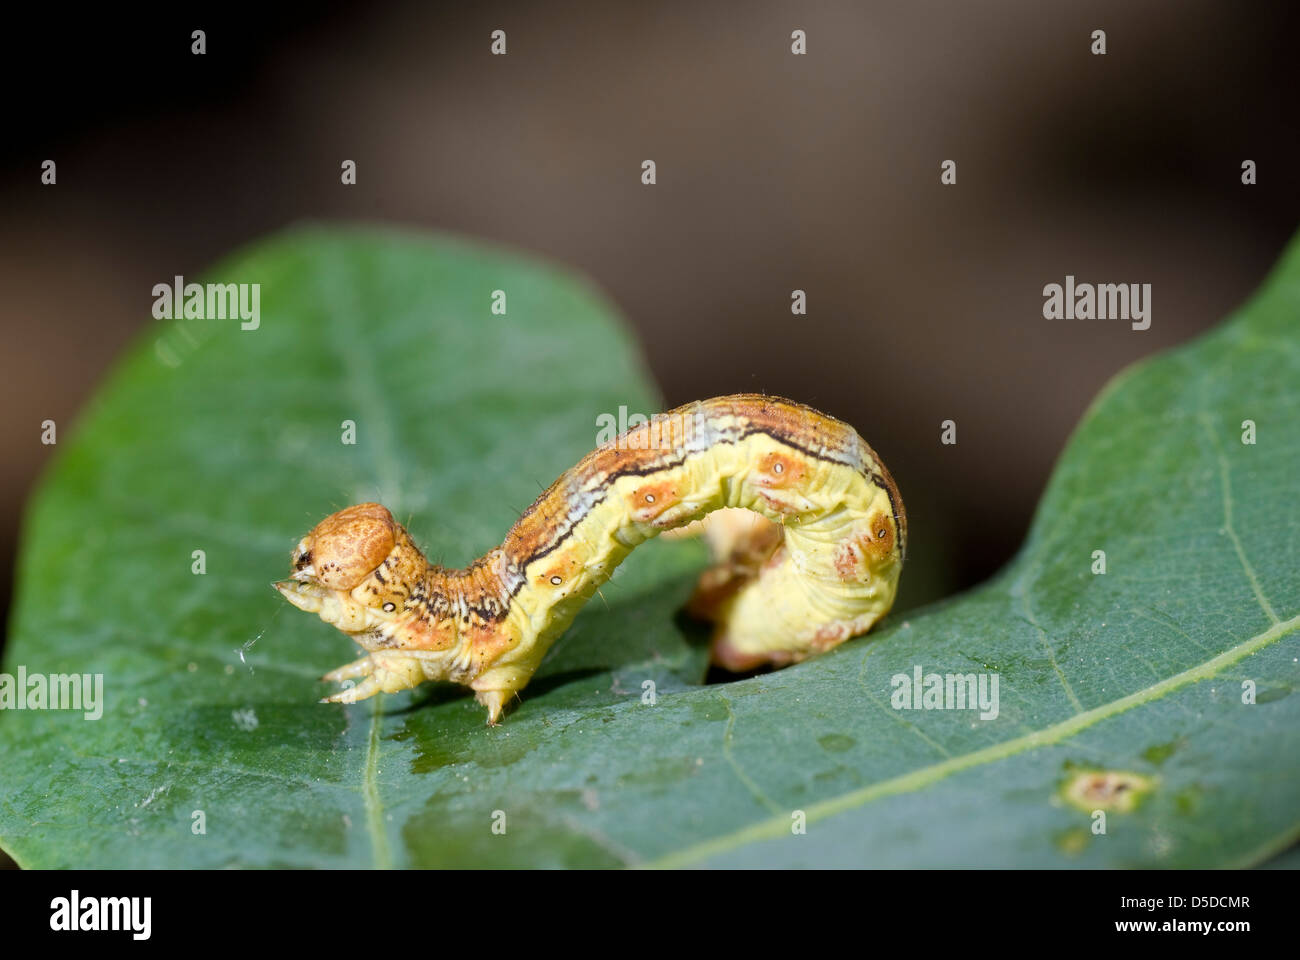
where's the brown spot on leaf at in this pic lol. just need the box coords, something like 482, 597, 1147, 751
1061, 770, 1154, 813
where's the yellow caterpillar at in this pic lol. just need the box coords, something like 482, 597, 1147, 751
275, 394, 905, 723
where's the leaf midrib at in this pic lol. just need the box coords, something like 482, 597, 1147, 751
364, 699, 391, 869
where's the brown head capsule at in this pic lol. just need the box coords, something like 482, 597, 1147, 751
294, 502, 397, 590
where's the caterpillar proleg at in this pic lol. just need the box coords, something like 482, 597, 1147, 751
275, 394, 905, 723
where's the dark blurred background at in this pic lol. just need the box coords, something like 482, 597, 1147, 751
2, 0, 1297, 632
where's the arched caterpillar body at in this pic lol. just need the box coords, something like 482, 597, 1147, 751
275, 394, 905, 723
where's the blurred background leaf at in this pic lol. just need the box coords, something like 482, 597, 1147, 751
5, 2, 1299, 629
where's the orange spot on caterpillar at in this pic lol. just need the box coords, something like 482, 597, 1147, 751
858, 511, 896, 562
757, 451, 805, 488
539, 554, 581, 587
833, 512, 898, 581
629, 480, 678, 522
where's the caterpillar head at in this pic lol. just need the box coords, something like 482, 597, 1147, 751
274, 503, 426, 638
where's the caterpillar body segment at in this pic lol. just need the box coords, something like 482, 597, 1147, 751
275, 394, 905, 723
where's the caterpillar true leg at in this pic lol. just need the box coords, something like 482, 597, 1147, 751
320, 654, 427, 703
321, 654, 374, 683
275, 394, 905, 724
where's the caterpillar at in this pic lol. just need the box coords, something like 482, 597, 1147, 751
275, 394, 905, 724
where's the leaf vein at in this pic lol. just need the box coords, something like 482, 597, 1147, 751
649, 610, 1300, 868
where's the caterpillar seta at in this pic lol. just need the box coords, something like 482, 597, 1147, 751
275, 394, 905, 723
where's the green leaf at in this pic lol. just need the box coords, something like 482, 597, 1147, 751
2, 226, 1297, 868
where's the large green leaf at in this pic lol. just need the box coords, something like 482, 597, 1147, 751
2, 226, 1297, 868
